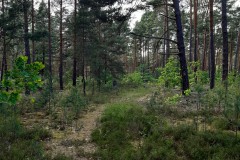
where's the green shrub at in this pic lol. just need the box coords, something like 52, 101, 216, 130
122, 72, 143, 87
0, 117, 51, 160
61, 87, 87, 117
158, 57, 181, 88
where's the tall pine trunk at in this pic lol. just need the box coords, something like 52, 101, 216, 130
59, 0, 63, 90
72, 0, 77, 86
222, 0, 228, 81
194, 0, 198, 70
172, 0, 190, 94
32, 0, 35, 62
209, 0, 215, 89
48, 0, 53, 92
1, 0, 7, 82
23, 0, 31, 64
189, 0, 193, 62
234, 29, 240, 73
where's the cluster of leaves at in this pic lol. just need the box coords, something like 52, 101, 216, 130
0, 56, 44, 105
158, 57, 181, 88
122, 71, 143, 86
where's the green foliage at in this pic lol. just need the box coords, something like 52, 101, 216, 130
0, 56, 44, 105
158, 57, 181, 88
92, 101, 240, 160
60, 87, 87, 119
0, 117, 51, 160
92, 103, 165, 160
122, 71, 143, 87
164, 93, 182, 105
188, 61, 209, 86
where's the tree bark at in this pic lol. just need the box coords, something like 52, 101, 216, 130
222, 0, 228, 81
59, 0, 64, 90
194, 0, 198, 70
229, 32, 233, 72
209, 0, 215, 89
165, 1, 170, 62
202, 30, 207, 70
32, 0, 35, 62
1, 0, 7, 82
72, 0, 77, 86
172, 0, 190, 94
23, 0, 31, 64
234, 29, 240, 73
189, 0, 193, 62
48, 0, 53, 92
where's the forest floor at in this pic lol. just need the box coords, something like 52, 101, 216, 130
21, 86, 153, 160
19, 84, 240, 160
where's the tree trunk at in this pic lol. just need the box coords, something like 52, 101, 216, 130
229, 32, 233, 72
165, 0, 170, 62
234, 29, 240, 73
209, 0, 215, 89
1, 0, 7, 82
72, 0, 77, 86
222, 0, 228, 82
172, 0, 190, 94
32, 0, 35, 62
202, 30, 207, 70
189, 0, 193, 62
23, 0, 31, 64
48, 0, 53, 92
134, 37, 137, 71
59, 0, 63, 90
194, 0, 198, 70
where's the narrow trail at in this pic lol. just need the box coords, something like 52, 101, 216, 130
45, 104, 106, 160
22, 87, 153, 159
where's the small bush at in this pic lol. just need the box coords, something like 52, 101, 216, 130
122, 72, 143, 87
158, 57, 181, 88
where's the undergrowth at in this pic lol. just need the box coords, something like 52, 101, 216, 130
92, 102, 240, 160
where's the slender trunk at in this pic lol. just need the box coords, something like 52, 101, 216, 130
147, 40, 150, 69
32, 0, 35, 62
82, 20, 86, 96
194, 0, 198, 70
48, 0, 53, 92
72, 0, 77, 86
134, 38, 137, 71
23, 0, 31, 64
1, 0, 7, 82
202, 30, 207, 70
222, 0, 228, 81
210, 0, 215, 89
234, 29, 240, 73
59, 0, 63, 90
189, 0, 193, 62
229, 32, 233, 72
166, 1, 170, 61
172, 0, 190, 94
41, 41, 45, 75
23, 0, 31, 94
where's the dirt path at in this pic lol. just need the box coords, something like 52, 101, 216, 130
21, 87, 153, 159
44, 104, 106, 160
